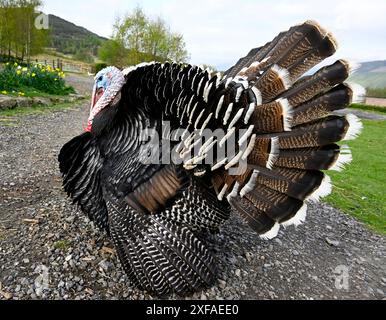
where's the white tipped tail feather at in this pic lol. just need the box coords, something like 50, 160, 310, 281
282, 203, 308, 228
347, 82, 366, 104
260, 223, 280, 240
329, 145, 353, 172
277, 98, 293, 131
343, 114, 363, 141
239, 170, 260, 198
306, 175, 332, 202
267, 137, 280, 170
347, 61, 361, 76
271, 64, 292, 89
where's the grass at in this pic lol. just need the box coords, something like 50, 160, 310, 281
0, 117, 18, 127
53, 240, 70, 250
325, 119, 386, 234
0, 62, 74, 96
2, 87, 70, 98
350, 103, 386, 115
0, 100, 85, 117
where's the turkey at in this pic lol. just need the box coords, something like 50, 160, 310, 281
59, 20, 364, 296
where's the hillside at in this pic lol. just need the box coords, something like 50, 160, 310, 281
48, 14, 107, 61
349, 60, 386, 89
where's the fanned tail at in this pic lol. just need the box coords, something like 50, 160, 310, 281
211, 21, 363, 239
122, 20, 364, 241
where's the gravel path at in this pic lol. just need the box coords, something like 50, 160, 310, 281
0, 77, 385, 300
335, 109, 386, 121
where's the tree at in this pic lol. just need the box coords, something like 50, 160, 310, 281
99, 6, 189, 67
98, 39, 129, 67
0, 0, 48, 62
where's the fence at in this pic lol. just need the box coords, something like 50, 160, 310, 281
32, 58, 92, 74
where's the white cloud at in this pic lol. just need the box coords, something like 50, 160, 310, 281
43, 0, 386, 69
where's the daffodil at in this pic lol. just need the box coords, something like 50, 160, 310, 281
16, 70, 22, 75
18, 92, 25, 96
1, 90, 7, 95
22, 67, 28, 72
32, 73, 36, 77
14, 62, 18, 67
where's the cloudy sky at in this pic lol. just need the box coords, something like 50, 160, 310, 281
42, 0, 386, 70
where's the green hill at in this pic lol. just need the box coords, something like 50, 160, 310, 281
349, 60, 386, 89
47, 14, 107, 62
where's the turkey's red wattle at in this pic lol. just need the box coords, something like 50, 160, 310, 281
84, 120, 92, 133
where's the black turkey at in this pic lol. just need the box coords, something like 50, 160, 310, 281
59, 20, 364, 296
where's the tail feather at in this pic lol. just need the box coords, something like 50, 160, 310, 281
207, 21, 363, 238
145, 20, 364, 240
281, 60, 351, 107
292, 84, 353, 126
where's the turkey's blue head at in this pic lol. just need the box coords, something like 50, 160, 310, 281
86, 66, 125, 133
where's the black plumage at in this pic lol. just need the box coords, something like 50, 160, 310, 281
59, 20, 364, 296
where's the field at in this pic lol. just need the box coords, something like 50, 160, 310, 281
350, 103, 386, 115
326, 117, 386, 234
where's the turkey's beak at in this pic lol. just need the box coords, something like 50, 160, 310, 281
93, 87, 105, 108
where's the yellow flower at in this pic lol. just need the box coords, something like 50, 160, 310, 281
1, 90, 7, 95
6, 62, 9, 66
22, 67, 28, 72
32, 73, 36, 77
16, 70, 22, 75
14, 62, 18, 67
18, 92, 25, 96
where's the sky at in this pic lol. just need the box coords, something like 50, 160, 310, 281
42, 0, 386, 71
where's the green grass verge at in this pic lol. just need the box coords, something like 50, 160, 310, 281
350, 103, 386, 115
325, 119, 386, 234
0, 100, 85, 117
2, 88, 72, 99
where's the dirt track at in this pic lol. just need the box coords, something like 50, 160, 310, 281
0, 75, 385, 300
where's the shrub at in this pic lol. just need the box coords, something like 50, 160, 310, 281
366, 87, 386, 99
94, 62, 108, 74
0, 62, 75, 95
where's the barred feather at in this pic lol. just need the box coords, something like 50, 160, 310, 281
59, 20, 363, 296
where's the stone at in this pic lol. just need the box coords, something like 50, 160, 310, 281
218, 280, 227, 289
326, 238, 340, 247
32, 97, 51, 107
0, 96, 18, 110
